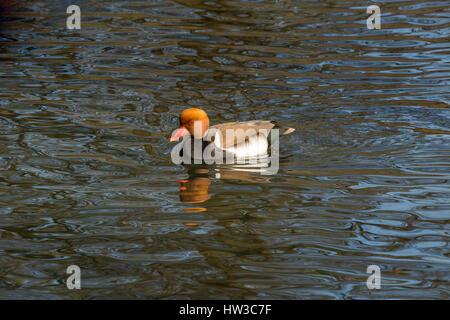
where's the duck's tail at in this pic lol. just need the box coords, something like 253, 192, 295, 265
281, 127, 295, 135
270, 120, 295, 135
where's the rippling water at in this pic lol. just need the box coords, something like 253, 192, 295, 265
0, 0, 449, 299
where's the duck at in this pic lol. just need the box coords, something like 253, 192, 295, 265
169, 108, 294, 163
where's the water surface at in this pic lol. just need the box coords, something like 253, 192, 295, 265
0, 0, 449, 299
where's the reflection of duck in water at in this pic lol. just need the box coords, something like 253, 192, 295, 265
169, 108, 294, 162
178, 169, 211, 203
177, 167, 274, 204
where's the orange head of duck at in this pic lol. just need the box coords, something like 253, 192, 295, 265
170, 108, 210, 142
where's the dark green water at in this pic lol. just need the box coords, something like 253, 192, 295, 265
0, 0, 449, 299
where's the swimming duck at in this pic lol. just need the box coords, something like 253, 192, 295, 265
169, 108, 294, 162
